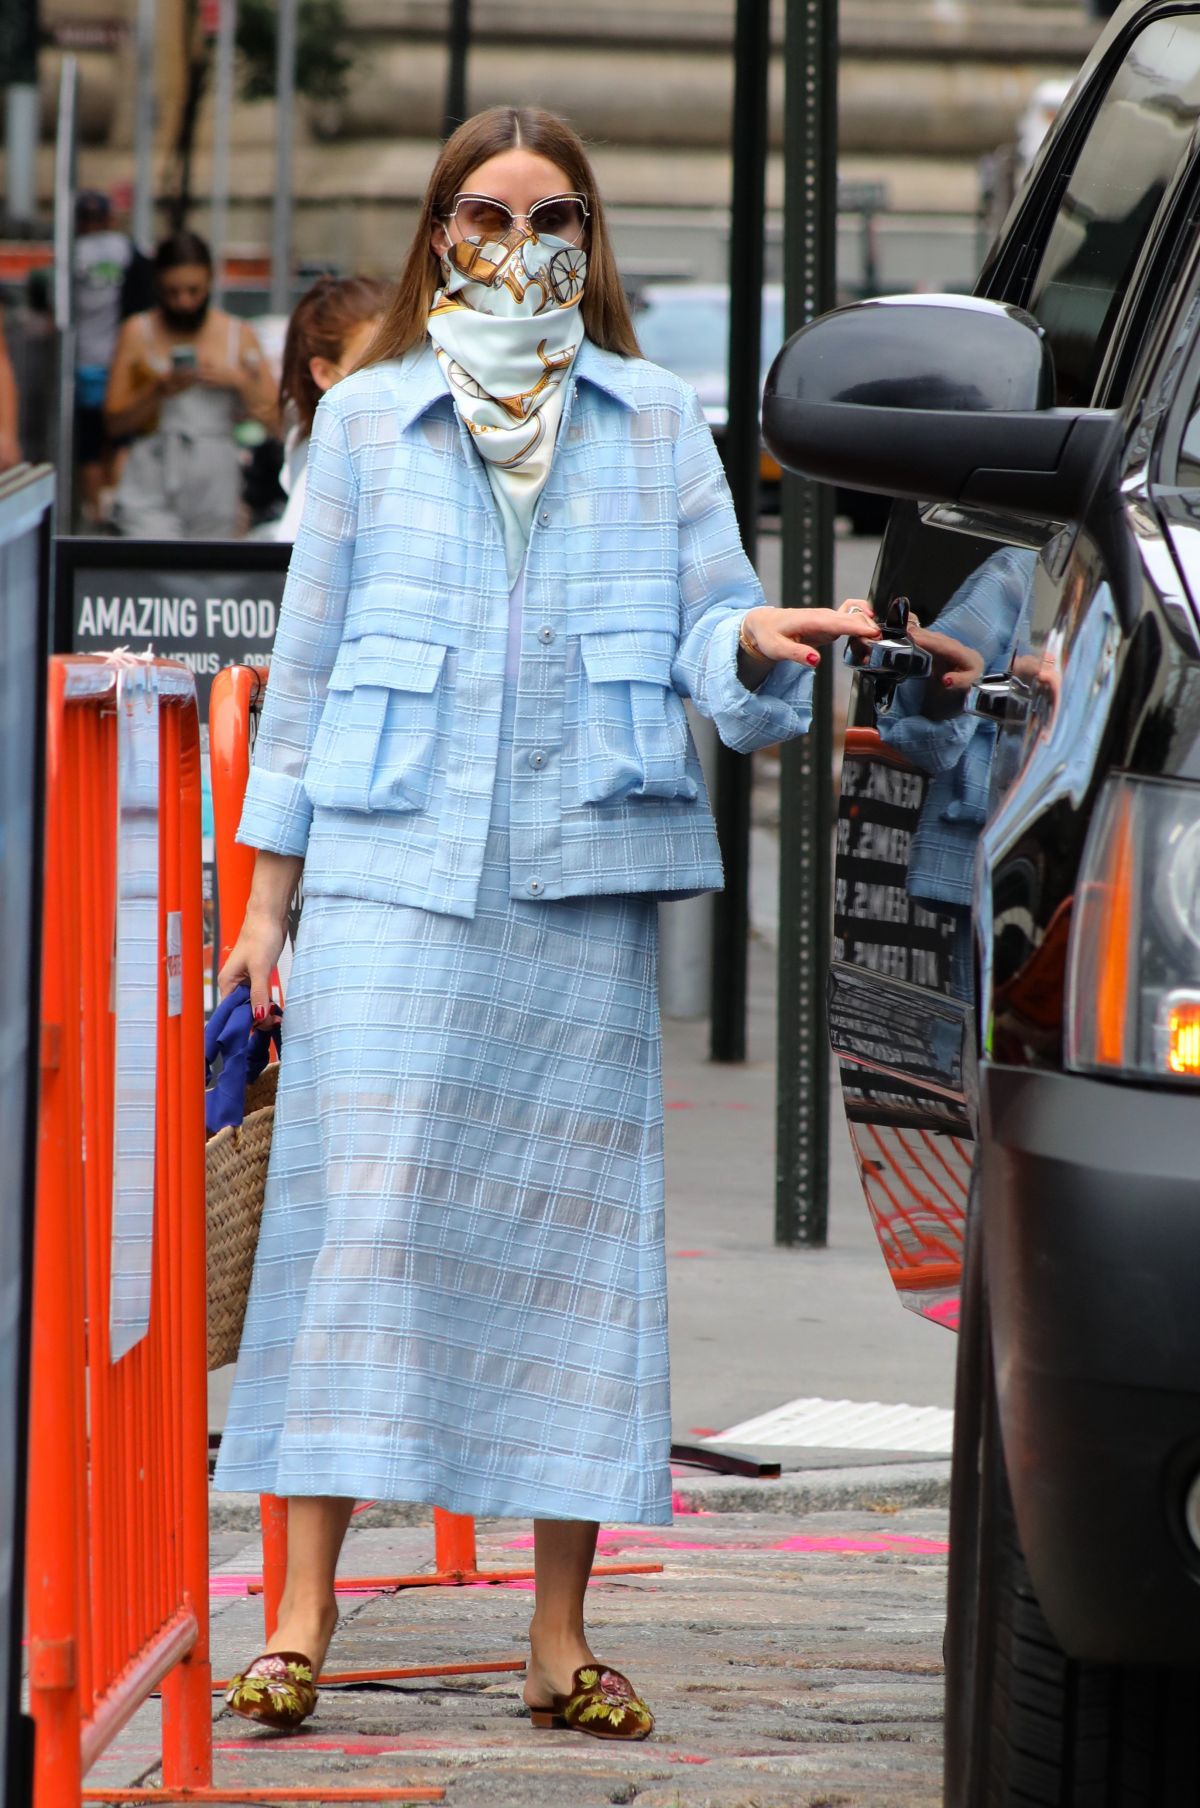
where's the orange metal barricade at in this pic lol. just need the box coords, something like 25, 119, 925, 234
206, 668, 661, 1667
30, 655, 443, 1808
29, 657, 213, 1804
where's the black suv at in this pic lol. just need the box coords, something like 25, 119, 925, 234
765, 3, 1200, 1801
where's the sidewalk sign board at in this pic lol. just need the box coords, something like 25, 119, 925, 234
54, 537, 290, 1006
0, 465, 56, 1808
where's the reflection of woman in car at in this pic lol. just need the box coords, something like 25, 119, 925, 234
271, 275, 390, 542
215, 105, 880, 1741
876, 546, 1037, 997
105, 230, 277, 538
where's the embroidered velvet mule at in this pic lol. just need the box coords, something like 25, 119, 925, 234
224, 1650, 318, 1731
528, 1664, 654, 1740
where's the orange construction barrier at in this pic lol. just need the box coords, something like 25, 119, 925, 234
30, 654, 442, 1807
30, 656, 212, 1803
206, 668, 661, 1668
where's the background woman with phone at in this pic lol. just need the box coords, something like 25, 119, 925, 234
105, 229, 277, 538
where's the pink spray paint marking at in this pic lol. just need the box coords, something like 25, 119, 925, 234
670, 1492, 708, 1514
503, 1527, 948, 1556
924, 1297, 961, 1330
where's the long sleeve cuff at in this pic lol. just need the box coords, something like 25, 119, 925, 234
700, 612, 814, 753
236, 765, 313, 859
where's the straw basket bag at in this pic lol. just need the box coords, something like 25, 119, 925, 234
205, 1060, 279, 1371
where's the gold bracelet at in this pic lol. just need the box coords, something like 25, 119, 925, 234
738, 616, 764, 659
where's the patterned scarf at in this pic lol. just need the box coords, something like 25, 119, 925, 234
428, 229, 587, 580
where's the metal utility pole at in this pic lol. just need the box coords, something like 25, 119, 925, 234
3, 0, 39, 228
53, 56, 79, 529
209, 0, 237, 304
775, 0, 838, 1246
443, 0, 472, 139
133, 0, 156, 246
269, 0, 299, 314
710, 0, 770, 1065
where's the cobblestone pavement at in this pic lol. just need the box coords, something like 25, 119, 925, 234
90, 1506, 947, 1807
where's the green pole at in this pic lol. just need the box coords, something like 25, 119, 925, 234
710, 0, 770, 1066
775, 0, 838, 1246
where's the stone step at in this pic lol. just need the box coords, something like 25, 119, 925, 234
316, 37, 1084, 159
345, 0, 1096, 59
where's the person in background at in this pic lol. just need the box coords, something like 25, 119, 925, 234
74, 190, 153, 523
0, 317, 20, 471
105, 230, 277, 538
272, 274, 390, 541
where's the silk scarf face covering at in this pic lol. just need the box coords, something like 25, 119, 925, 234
428, 228, 587, 580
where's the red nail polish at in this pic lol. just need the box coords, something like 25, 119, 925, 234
253, 1006, 265, 1022
806, 652, 820, 666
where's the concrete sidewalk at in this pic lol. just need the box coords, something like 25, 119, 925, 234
91, 1504, 947, 1807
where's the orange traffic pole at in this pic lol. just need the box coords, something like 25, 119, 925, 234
208, 665, 267, 971
259, 1494, 290, 1642
161, 694, 215, 1790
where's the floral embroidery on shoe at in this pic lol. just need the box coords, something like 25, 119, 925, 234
225, 1650, 317, 1731
561, 1664, 653, 1740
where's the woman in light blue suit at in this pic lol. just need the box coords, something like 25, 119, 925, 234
216, 105, 879, 1740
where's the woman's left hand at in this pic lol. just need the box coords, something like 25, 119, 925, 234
741, 598, 882, 668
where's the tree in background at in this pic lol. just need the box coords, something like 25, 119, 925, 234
167, 0, 354, 231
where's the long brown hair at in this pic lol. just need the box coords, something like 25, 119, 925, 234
280, 273, 392, 436
362, 107, 640, 365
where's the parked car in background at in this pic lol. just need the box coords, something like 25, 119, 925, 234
633, 281, 888, 530
765, 2, 1200, 1800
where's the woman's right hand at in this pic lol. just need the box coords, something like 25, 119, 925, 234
217, 904, 287, 1016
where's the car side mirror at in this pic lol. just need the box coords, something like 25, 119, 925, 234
761, 294, 1122, 527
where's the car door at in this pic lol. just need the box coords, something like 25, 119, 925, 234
831, 2, 1200, 1328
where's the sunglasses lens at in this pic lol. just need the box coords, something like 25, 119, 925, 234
454, 197, 512, 241
530, 198, 586, 241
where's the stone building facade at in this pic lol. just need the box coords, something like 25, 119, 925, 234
11, 0, 1097, 290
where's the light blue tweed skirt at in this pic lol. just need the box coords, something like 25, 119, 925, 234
214, 715, 672, 1524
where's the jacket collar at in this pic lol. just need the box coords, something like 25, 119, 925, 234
573, 338, 641, 412
391, 335, 641, 432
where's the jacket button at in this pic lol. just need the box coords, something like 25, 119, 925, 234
540, 508, 550, 524
538, 625, 556, 644
528, 749, 547, 769
527, 878, 544, 896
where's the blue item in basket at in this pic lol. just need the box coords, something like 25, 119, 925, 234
204, 983, 280, 1135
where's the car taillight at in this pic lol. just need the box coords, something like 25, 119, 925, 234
1066, 775, 1200, 1082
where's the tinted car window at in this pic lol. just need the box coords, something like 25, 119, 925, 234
1026, 14, 1200, 405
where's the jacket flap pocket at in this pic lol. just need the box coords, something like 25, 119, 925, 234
580, 629, 675, 687
328, 635, 448, 693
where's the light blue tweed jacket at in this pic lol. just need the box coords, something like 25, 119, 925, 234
239, 337, 813, 917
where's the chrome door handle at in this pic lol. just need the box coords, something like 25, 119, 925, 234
968, 671, 1031, 725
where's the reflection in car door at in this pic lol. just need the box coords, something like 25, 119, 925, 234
831, 3, 1200, 1329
